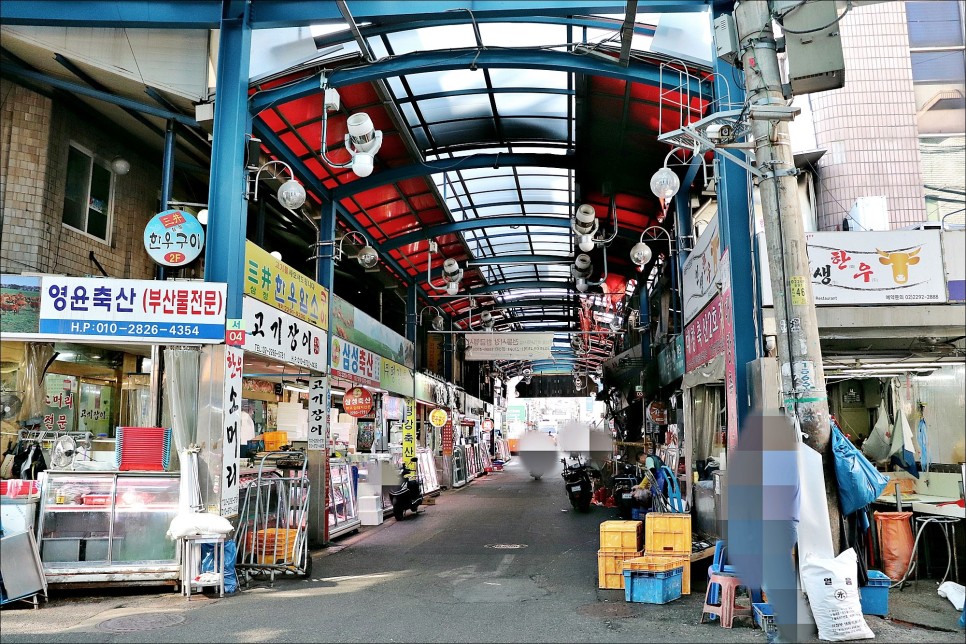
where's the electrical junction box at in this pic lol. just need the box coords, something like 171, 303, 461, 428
782, 0, 846, 95
713, 13, 739, 66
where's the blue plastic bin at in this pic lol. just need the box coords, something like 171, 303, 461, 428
623, 568, 683, 604
859, 570, 890, 616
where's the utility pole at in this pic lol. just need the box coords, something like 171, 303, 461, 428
733, 0, 840, 548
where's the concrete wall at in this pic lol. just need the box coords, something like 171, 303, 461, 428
1, 78, 159, 279
809, 1, 927, 231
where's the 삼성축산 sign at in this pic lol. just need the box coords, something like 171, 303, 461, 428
38, 277, 226, 343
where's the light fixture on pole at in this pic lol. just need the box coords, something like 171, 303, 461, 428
630, 225, 674, 268
418, 305, 447, 332
572, 254, 593, 293
312, 230, 380, 269
249, 159, 307, 210
426, 240, 463, 296
650, 150, 683, 223
319, 78, 383, 178
111, 156, 130, 176
573, 204, 599, 252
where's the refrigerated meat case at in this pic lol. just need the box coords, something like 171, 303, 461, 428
328, 458, 360, 538
34, 471, 180, 586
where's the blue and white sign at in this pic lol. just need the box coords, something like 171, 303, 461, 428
39, 277, 226, 343
143, 209, 205, 267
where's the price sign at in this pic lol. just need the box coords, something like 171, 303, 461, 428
307, 377, 328, 451
402, 397, 417, 479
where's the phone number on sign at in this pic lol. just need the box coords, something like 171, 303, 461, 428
883, 293, 941, 301
60, 321, 205, 336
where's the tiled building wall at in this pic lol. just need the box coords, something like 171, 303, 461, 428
810, 1, 926, 230
1, 79, 159, 279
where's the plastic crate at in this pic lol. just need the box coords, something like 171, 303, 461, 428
644, 512, 691, 555
261, 431, 289, 452
599, 520, 643, 552
859, 570, 890, 616
598, 549, 642, 589
623, 568, 683, 604
753, 602, 777, 636
625, 553, 690, 594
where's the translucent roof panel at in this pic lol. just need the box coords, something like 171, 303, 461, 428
488, 69, 570, 90
478, 23, 568, 49
386, 24, 479, 55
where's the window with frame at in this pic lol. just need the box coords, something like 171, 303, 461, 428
62, 143, 114, 242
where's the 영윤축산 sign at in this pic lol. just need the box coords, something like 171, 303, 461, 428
38, 277, 226, 343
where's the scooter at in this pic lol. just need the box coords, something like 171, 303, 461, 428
561, 454, 594, 512
612, 460, 642, 520
389, 468, 423, 520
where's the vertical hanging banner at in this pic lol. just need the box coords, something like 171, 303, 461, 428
719, 250, 739, 454
307, 377, 328, 451
402, 397, 417, 479
221, 345, 243, 517
441, 419, 454, 457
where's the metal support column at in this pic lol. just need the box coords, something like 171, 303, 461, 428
711, 6, 758, 439
202, 2, 252, 320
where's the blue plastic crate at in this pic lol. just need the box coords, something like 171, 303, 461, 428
859, 570, 890, 616
623, 568, 683, 604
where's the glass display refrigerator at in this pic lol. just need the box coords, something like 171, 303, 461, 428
327, 458, 360, 539
35, 471, 181, 586
451, 446, 468, 488
416, 448, 440, 495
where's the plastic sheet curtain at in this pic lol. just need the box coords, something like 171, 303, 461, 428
691, 385, 723, 465
16, 342, 55, 421
163, 348, 200, 454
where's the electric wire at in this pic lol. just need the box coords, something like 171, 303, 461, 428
774, 0, 854, 35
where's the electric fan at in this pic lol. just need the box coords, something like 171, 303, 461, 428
1, 392, 23, 421
50, 435, 80, 469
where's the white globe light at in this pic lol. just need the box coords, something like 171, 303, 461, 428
111, 157, 130, 175
197, 209, 209, 225
630, 241, 652, 266
356, 245, 378, 268
270, 251, 282, 261
351, 152, 374, 178
431, 315, 445, 331
277, 179, 306, 209
649, 167, 680, 200
578, 235, 595, 252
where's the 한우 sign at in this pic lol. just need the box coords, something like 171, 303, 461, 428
38, 277, 226, 343
143, 209, 205, 267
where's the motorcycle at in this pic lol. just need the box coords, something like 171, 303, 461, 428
389, 468, 423, 520
560, 454, 595, 512
612, 460, 642, 520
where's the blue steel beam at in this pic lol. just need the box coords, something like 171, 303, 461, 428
711, 5, 757, 433
331, 153, 576, 202
0, 1, 708, 29
204, 4, 252, 319
251, 47, 711, 113
384, 216, 571, 251
0, 63, 197, 127
314, 15, 658, 49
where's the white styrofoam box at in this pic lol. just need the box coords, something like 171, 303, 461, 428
359, 509, 383, 526
357, 495, 382, 513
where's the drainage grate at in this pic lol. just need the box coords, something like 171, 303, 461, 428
484, 544, 528, 549
97, 612, 186, 633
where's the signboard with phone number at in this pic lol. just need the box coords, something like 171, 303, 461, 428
330, 337, 382, 387
242, 296, 326, 371
38, 277, 226, 343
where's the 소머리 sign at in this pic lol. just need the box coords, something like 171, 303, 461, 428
343, 387, 373, 418
429, 408, 448, 428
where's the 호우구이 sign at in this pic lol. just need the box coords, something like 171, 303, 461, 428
38, 277, 226, 343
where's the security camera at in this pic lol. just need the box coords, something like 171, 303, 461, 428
573, 204, 599, 251
572, 253, 592, 280
345, 112, 383, 178
706, 122, 735, 142
442, 258, 463, 284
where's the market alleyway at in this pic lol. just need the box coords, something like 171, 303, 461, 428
0, 460, 962, 643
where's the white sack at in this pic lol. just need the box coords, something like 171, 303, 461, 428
938, 581, 965, 611
801, 548, 875, 641
166, 511, 233, 540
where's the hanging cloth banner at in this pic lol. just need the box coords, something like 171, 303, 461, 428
463, 333, 555, 361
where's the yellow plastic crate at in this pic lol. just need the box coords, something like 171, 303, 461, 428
599, 520, 643, 552
626, 553, 690, 594
262, 431, 289, 452
644, 513, 691, 555
598, 549, 642, 589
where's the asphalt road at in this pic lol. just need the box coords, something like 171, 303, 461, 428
1, 459, 961, 643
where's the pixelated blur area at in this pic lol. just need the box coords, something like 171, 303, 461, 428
724, 412, 802, 642
557, 421, 613, 466
516, 430, 559, 478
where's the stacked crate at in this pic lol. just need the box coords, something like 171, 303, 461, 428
598, 520, 643, 589
643, 513, 692, 594
621, 554, 684, 604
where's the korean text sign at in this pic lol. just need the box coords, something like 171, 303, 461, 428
221, 345, 243, 517
245, 241, 329, 330
684, 295, 724, 372
330, 337, 382, 387
463, 332, 555, 360
143, 209, 205, 267
307, 377, 329, 451
39, 277, 226, 342
403, 397, 417, 479
805, 231, 947, 304
242, 296, 326, 371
